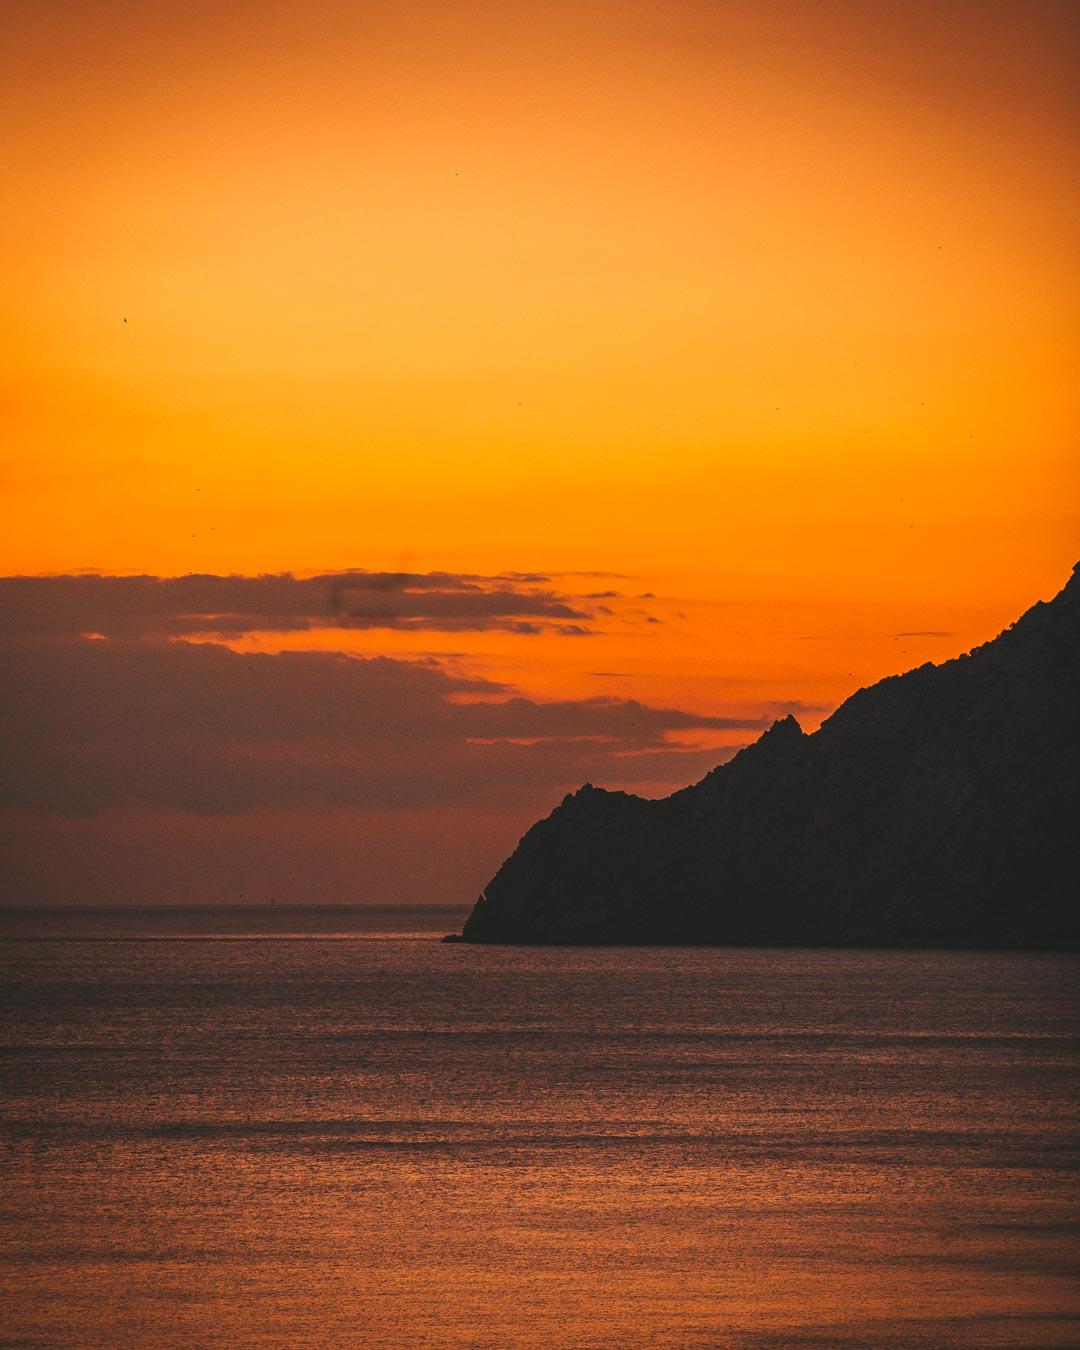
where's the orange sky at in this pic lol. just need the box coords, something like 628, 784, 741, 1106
0, 0, 1077, 902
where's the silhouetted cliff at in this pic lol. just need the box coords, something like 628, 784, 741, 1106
450, 565, 1080, 947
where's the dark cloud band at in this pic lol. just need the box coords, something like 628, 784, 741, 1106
0, 571, 603, 639
0, 630, 763, 816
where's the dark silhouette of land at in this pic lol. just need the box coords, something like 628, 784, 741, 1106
448, 564, 1079, 948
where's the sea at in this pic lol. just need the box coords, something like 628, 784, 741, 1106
1, 906, 1077, 1348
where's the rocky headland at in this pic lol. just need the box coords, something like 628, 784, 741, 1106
447, 565, 1079, 948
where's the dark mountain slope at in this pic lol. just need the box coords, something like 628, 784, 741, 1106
451, 565, 1080, 947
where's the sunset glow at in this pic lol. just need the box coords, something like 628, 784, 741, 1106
1, 0, 1077, 905
3, 8, 1079, 1349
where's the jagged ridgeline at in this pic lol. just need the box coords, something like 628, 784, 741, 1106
447, 564, 1080, 948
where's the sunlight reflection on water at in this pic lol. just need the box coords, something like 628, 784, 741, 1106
1, 910, 1077, 1348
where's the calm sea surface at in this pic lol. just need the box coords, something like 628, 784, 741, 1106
1, 907, 1077, 1348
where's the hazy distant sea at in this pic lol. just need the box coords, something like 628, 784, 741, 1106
1, 907, 1077, 1348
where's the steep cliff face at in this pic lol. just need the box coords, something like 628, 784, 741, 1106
454, 565, 1080, 947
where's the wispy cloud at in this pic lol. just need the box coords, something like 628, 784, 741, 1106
0, 571, 634, 640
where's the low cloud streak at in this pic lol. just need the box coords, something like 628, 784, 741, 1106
1, 634, 761, 817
